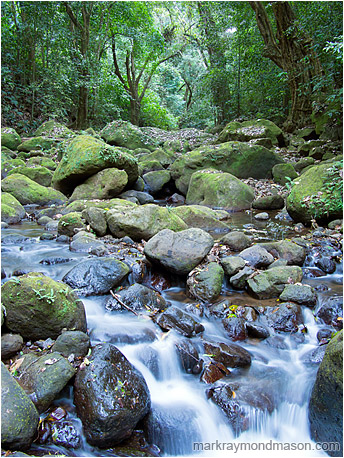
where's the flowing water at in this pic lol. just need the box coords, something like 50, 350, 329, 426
1, 214, 342, 457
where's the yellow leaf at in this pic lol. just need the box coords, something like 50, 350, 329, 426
232, 391, 236, 399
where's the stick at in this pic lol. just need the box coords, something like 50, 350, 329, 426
109, 290, 139, 316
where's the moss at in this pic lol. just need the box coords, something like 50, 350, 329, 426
58, 212, 86, 237
7, 166, 53, 187
34, 120, 74, 138
26, 156, 57, 170
17, 137, 56, 152
1, 127, 21, 150
1, 192, 26, 224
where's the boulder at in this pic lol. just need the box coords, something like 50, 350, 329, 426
252, 194, 285, 210
202, 339, 251, 367
51, 135, 138, 195
1, 174, 67, 206
272, 163, 298, 185
17, 137, 56, 152
265, 302, 303, 333
1, 127, 21, 150
170, 141, 284, 195
62, 257, 130, 296
171, 205, 230, 232
7, 166, 53, 187
155, 305, 204, 337
247, 266, 303, 299
144, 228, 214, 275
1, 192, 26, 225
70, 232, 106, 253
81, 207, 107, 236
216, 119, 284, 146
139, 148, 175, 166
63, 197, 136, 214
1, 362, 39, 450
52, 331, 90, 358
100, 120, 157, 151
222, 315, 247, 341
74, 343, 151, 447
279, 284, 317, 306
142, 170, 171, 194
315, 296, 343, 329
2, 158, 26, 178
309, 330, 343, 456
1, 333, 24, 359
105, 283, 168, 312
220, 231, 251, 251
239, 245, 274, 268
57, 212, 86, 237
175, 338, 201, 374
69, 167, 128, 202
106, 204, 187, 241
258, 240, 306, 266
186, 169, 255, 211
221, 256, 246, 277
2, 273, 87, 340
34, 120, 73, 138
294, 157, 315, 173
119, 190, 154, 204
138, 159, 164, 175
187, 262, 224, 302
286, 162, 343, 224
229, 266, 255, 290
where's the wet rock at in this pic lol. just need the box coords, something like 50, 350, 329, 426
155, 305, 204, 337
221, 256, 246, 277
1, 192, 26, 225
220, 231, 251, 251
254, 212, 269, 220
245, 322, 270, 339
106, 283, 168, 312
229, 266, 255, 289
135, 345, 161, 379
1, 333, 24, 359
74, 343, 151, 447
314, 256, 337, 274
266, 302, 303, 333
315, 296, 343, 329
1, 362, 39, 450
143, 170, 171, 194
239, 245, 274, 268
247, 266, 303, 299
265, 335, 288, 349
279, 284, 317, 306
119, 190, 154, 204
252, 194, 285, 210
171, 205, 230, 232
107, 328, 156, 345
82, 207, 107, 236
202, 339, 251, 367
222, 315, 247, 341
175, 338, 201, 374
166, 193, 185, 206
69, 232, 106, 253
2, 273, 87, 340
187, 262, 224, 302
144, 228, 214, 275
39, 257, 73, 265
57, 212, 86, 237
309, 330, 343, 456
1, 267, 6, 279
40, 233, 56, 241
16, 352, 76, 413
303, 345, 327, 364
201, 361, 230, 383
52, 331, 90, 358
62, 257, 130, 296
317, 328, 333, 342
258, 240, 306, 266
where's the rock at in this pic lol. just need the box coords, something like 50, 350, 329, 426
16, 352, 75, 413
315, 296, 343, 328
186, 169, 254, 211
294, 157, 316, 173
279, 284, 317, 306
2, 273, 87, 340
138, 159, 164, 175
27, 156, 57, 170
1, 192, 26, 225
57, 212, 86, 237
245, 322, 270, 339
37, 215, 53, 226
106, 283, 168, 312
144, 228, 214, 275
1, 174, 67, 206
52, 331, 90, 358
52, 135, 138, 195
171, 205, 230, 232
155, 305, 204, 337
170, 141, 284, 194
2, 158, 26, 179
167, 193, 185, 206
221, 231, 251, 251
70, 234, 106, 253
201, 361, 230, 384
1, 362, 39, 450
63, 258, 130, 296
222, 315, 247, 341
202, 339, 251, 367
286, 162, 343, 224
74, 343, 150, 447
81, 207, 107, 236
34, 120, 73, 138
139, 148, 175, 166
309, 331, 343, 456
187, 262, 224, 302
142, 170, 171, 194
229, 266, 255, 289
221, 256, 246, 277
175, 338, 201, 374
247, 266, 303, 299
297, 139, 327, 157
7, 166, 53, 187
258, 240, 306, 266
107, 204, 187, 241
265, 302, 303, 333
216, 119, 284, 146
100, 120, 157, 151
17, 137, 56, 152
272, 163, 298, 185
1, 333, 24, 359
1, 127, 21, 150
239, 245, 274, 268
254, 212, 269, 220
303, 345, 327, 364
119, 190, 154, 204
69, 167, 128, 202
315, 256, 337, 274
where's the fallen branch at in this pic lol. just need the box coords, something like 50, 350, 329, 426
109, 290, 139, 316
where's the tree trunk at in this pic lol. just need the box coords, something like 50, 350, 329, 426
130, 98, 141, 126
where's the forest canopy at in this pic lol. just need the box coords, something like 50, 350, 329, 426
1, 1, 343, 134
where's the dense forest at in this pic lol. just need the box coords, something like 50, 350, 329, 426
1, 1, 343, 133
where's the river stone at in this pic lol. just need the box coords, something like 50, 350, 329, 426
144, 228, 214, 275
222, 315, 247, 341
279, 284, 317, 306
119, 190, 154, 204
100, 120, 157, 151
309, 330, 343, 456
7, 166, 53, 187
272, 163, 298, 185
52, 331, 90, 358
239, 245, 274, 268
138, 159, 164, 175
245, 322, 270, 339
2, 157, 26, 179
69, 231, 107, 253
221, 256, 246, 277
258, 240, 306, 266
315, 255, 337, 274
52, 135, 138, 195
175, 338, 201, 374
1, 127, 21, 150
143, 170, 171, 194
247, 266, 303, 299
252, 194, 285, 210
202, 340, 251, 367
1, 173, 67, 206
170, 141, 284, 195
220, 231, 251, 251
315, 296, 343, 328
1, 192, 26, 225
1, 333, 24, 360
155, 305, 204, 337
187, 262, 224, 302
107, 204, 187, 242
69, 167, 128, 202
81, 207, 107, 236
74, 343, 151, 447
57, 212, 87, 237
1, 362, 39, 450
16, 352, 76, 413
217, 119, 284, 145
62, 257, 130, 296
2, 273, 87, 340
105, 283, 168, 312
265, 302, 303, 333
139, 148, 175, 166
229, 266, 255, 290
186, 169, 254, 211
171, 205, 230, 232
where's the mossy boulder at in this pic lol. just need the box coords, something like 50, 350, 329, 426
286, 161, 343, 224
139, 148, 175, 166
142, 170, 171, 194
51, 135, 138, 195
252, 194, 285, 210
57, 212, 87, 237
62, 198, 137, 215
217, 119, 284, 146
34, 120, 74, 138
170, 141, 283, 194
171, 205, 230, 232
17, 137, 56, 152
1, 158, 26, 178
106, 204, 187, 241
1, 273, 87, 340
186, 169, 254, 211
26, 156, 57, 170
138, 159, 164, 175
246, 266, 303, 299
1, 192, 26, 224
82, 207, 107, 236
258, 240, 306, 266
1, 127, 21, 150
7, 166, 53, 187
1, 173, 67, 206
1, 362, 39, 450
100, 120, 158, 151
309, 330, 343, 456
69, 167, 128, 202
272, 163, 298, 185
187, 262, 224, 302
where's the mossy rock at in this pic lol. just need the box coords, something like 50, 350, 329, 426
62, 198, 137, 215
100, 120, 158, 151
186, 169, 254, 211
272, 163, 298, 185
17, 137, 56, 152
57, 212, 87, 237
1, 158, 26, 178
172, 205, 230, 232
7, 166, 53, 187
51, 135, 138, 195
138, 159, 164, 175
1, 173, 67, 206
1, 127, 21, 150
34, 120, 74, 138
1, 192, 26, 224
2, 146, 17, 159
246, 266, 303, 299
217, 119, 284, 146
26, 156, 57, 170
1, 272, 87, 340
139, 148, 175, 166
286, 162, 343, 224
142, 170, 171, 194
170, 141, 284, 195
187, 262, 224, 302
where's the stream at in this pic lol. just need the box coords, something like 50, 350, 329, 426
1, 211, 342, 457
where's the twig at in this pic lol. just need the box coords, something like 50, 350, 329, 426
109, 290, 139, 316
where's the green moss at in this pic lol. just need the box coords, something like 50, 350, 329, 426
58, 211, 86, 237
1, 127, 21, 150
7, 166, 53, 187
17, 137, 56, 152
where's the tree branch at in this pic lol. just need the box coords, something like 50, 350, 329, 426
111, 37, 129, 91
63, 2, 82, 30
